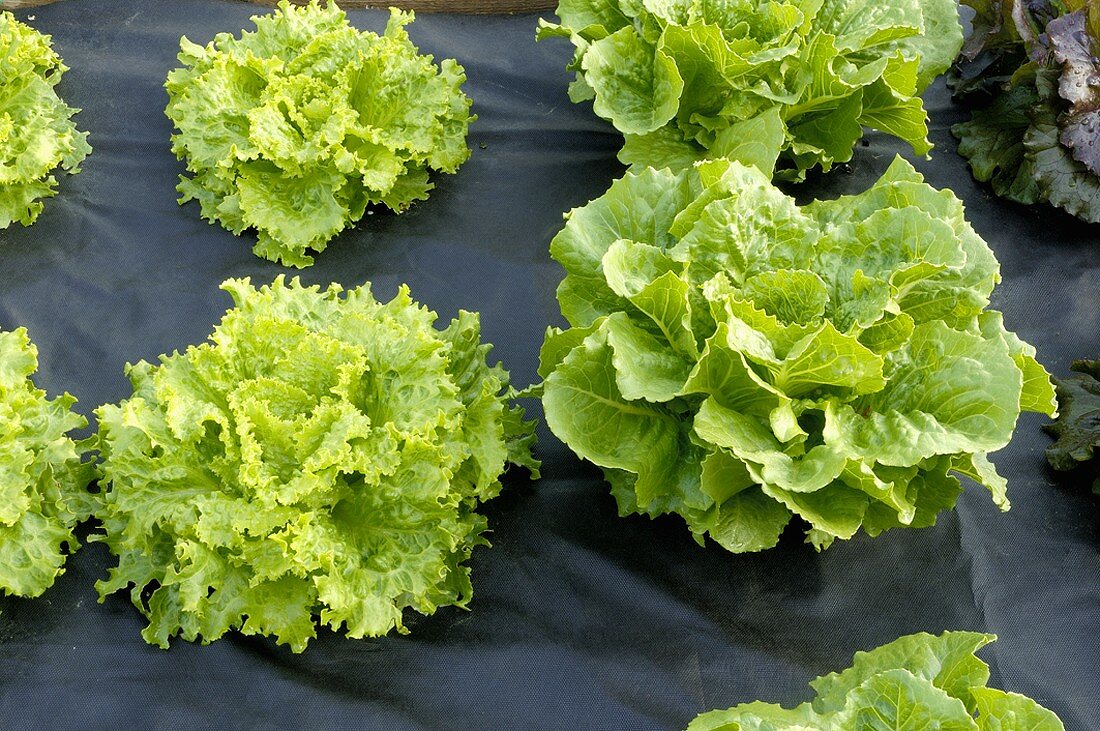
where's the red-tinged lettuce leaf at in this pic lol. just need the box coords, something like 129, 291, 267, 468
1048, 10, 1100, 175
1011, 0, 1057, 60
1060, 107, 1100, 175
1044, 359, 1100, 493
960, 0, 1019, 60
1048, 10, 1100, 110
956, 0, 1053, 61
953, 1, 1100, 222
1025, 69, 1100, 221
951, 1, 1041, 100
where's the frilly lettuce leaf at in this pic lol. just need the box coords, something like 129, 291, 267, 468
0, 329, 96, 598
538, 0, 962, 180
93, 276, 537, 652
539, 157, 1053, 553
166, 1, 474, 267
1044, 359, 1100, 493
687, 631, 1065, 730
0, 12, 90, 229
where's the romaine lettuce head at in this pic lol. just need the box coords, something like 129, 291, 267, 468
687, 631, 1065, 730
166, 1, 474, 267
0, 12, 91, 229
539, 158, 1056, 553
93, 277, 538, 652
537, 0, 962, 180
0, 329, 96, 598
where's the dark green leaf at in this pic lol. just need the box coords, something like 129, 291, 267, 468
1044, 359, 1100, 492
952, 82, 1042, 204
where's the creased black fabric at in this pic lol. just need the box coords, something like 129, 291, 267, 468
0, 1, 1097, 729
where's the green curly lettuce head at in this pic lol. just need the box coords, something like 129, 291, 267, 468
536, 0, 962, 180
0, 12, 91, 229
688, 631, 1065, 730
539, 157, 1056, 554
93, 276, 538, 652
166, 0, 475, 267
0, 329, 96, 598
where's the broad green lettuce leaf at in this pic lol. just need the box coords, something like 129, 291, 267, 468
540, 0, 962, 179
680, 322, 787, 416
543, 327, 685, 507
972, 687, 1066, 730
93, 277, 537, 651
904, 0, 966, 87
774, 321, 885, 397
708, 486, 793, 553
858, 78, 932, 157
0, 329, 96, 598
552, 166, 701, 327
605, 312, 693, 401
0, 12, 90, 229
859, 457, 964, 535
709, 108, 786, 177
824, 322, 1023, 468
166, 1, 473, 267
810, 631, 994, 712
976, 310, 1058, 416
688, 700, 819, 730
540, 157, 1052, 552
555, 0, 630, 33
583, 27, 685, 135
832, 669, 978, 730
602, 238, 698, 357
694, 398, 850, 495
687, 632, 1065, 731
